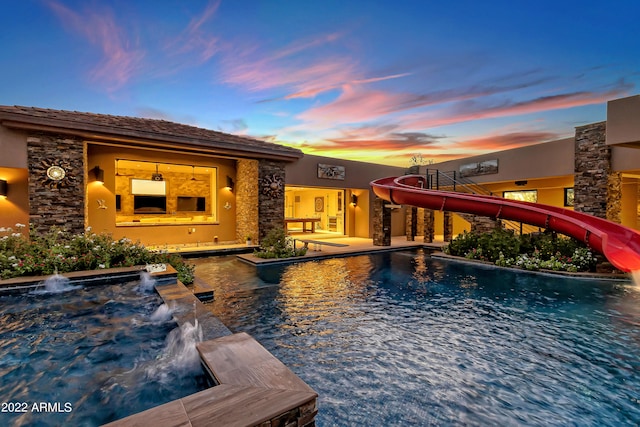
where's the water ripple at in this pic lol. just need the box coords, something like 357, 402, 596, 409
198, 251, 640, 426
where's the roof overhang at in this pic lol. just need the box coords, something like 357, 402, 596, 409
0, 109, 303, 162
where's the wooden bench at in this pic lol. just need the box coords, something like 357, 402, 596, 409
294, 239, 349, 251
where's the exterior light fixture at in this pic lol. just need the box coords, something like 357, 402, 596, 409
0, 179, 7, 198
152, 163, 163, 181
226, 176, 234, 191
351, 194, 358, 206
91, 166, 104, 183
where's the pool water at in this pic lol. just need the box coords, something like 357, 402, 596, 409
0, 279, 208, 426
194, 250, 640, 426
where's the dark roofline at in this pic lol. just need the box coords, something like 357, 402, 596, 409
0, 106, 303, 162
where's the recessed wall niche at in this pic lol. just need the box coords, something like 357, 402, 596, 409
114, 159, 217, 224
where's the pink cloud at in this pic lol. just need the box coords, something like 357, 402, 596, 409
297, 85, 414, 123
165, 0, 221, 64
294, 74, 556, 126
219, 32, 410, 101
403, 86, 632, 129
220, 36, 357, 96
47, 1, 145, 92
453, 131, 561, 151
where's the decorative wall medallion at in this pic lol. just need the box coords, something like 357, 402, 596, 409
47, 165, 66, 181
261, 173, 284, 198
34, 159, 76, 189
224, 202, 232, 210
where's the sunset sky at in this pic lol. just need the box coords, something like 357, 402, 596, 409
2, 1, 639, 166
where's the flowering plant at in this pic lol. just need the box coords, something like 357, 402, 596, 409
0, 225, 194, 283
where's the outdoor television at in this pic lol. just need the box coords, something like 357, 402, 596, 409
134, 195, 167, 214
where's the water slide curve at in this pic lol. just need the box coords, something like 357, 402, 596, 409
371, 175, 640, 273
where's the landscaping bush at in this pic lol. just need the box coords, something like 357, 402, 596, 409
0, 224, 195, 284
443, 230, 478, 257
254, 228, 307, 259
446, 228, 520, 262
444, 227, 596, 273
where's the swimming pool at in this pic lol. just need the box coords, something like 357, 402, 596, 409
194, 250, 640, 426
0, 278, 208, 426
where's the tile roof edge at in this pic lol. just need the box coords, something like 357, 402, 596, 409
0, 105, 304, 159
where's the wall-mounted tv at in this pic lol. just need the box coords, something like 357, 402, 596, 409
177, 196, 206, 212
134, 195, 167, 214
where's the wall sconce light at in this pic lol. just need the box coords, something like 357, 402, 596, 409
0, 179, 7, 198
351, 194, 358, 206
226, 176, 234, 191
91, 166, 105, 183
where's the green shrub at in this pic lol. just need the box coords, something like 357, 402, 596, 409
254, 228, 307, 259
443, 230, 478, 257
0, 224, 195, 284
445, 226, 596, 273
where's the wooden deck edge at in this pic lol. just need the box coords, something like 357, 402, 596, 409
182, 384, 317, 426
102, 384, 317, 427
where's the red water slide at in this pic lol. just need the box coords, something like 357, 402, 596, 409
371, 175, 640, 273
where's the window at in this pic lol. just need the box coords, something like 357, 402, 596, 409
115, 159, 217, 224
503, 190, 538, 203
564, 188, 574, 207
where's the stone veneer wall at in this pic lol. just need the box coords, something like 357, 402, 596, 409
236, 159, 259, 242
27, 134, 85, 234
258, 160, 286, 241
406, 207, 417, 241
443, 211, 453, 242
373, 197, 391, 246
457, 213, 500, 234
574, 121, 622, 222
423, 209, 435, 243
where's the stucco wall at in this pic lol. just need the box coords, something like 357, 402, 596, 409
425, 138, 575, 184
0, 127, 28, 169
606, 94, 640, 147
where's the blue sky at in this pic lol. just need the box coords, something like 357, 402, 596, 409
2, 1, 639, 166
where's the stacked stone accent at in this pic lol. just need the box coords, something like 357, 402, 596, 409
443, 211, 453, 242
606, 172, 622, 224
574, 122, 622, 222
258, 160, 286, 241
27, 134, 85, 234
457, 212, 500, 234
236, 159, 259, 243
373, 197, 391, 246
423, 209, 435, 243
406, 206, 418, 241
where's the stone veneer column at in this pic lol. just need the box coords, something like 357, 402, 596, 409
258, 159, 286, 241
423, 209, 435, 243
235, 159, 259, 243
27, 134, 85, 234
607, 172, 622, 224
443, 211, 453, 242
373, 197, 391, 246
574, 121, 622, 222
406, 207, 417, 241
